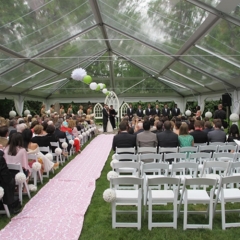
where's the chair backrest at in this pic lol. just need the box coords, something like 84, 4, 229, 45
27, 153, 37, 161
199, 145, 218, 155
228, 161, 240, 175
179, 146, 198, 153
159, 147, 178, 153
39, 146, 50, 153
171, 162, 198, 178
116, 147, 135, 154
142, 162, 169, 176
147, 176, 180, 187
201, 161, 230, 177
220, 175, 240, 185
188, 152, 212, 164
50, 142, 60, 148
213, 152, 236, 162
59, 138, 66, 143
209, 142, 226, 146
111, 177, 142, 187
226, 142, 237, 146
115, 154, 138, 162
184, 177, 218, 188
217, 145, 237, 153
137, 147, 157, 154
163, 153, 187, 162
7, 163, 23, 172
139, 153, 161, 163
112, 161, 140, 175
194, 143, 207, 147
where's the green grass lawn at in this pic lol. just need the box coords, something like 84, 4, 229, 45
80, 151, 240, 240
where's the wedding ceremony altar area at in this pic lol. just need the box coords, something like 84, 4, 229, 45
0, 134, 114, 240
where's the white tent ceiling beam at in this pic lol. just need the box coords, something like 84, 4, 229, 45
105, 24, 235, 89
89, 0, 115, 91
186, 0, 240, 28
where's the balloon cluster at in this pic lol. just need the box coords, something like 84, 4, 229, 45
71, 68, 109, 95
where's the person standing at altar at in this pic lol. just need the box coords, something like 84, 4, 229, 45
102, 104, 109, 132
172, 104, 180, 117
136, 105, 144, 118
145, 103, 153, 116
162, 104, 171, 118
50, 105, 55, 114
127, 103, 134, 121
153, 104, 160, 117
109, 105, 116, 129
87, 105, 93, 115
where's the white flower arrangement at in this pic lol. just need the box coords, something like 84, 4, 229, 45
110, 159, 119, 168
62, 142, 68, 149
82, 132, 87, 137
28, 184, 37, 192
15, 172, 26, 184
103, 188, 116, 203
45, 153, 53, 161
0, 187, 4, 199
55, 147, 62, 155
112, 154, 117, 160
32, 162, 41, 171
85, 131, 90, 136
69, 140, 74, 145
71, 68, 87, 81
185, 110, 191, 116
107, 171, 119, 181
205, 111, 212, 118
230, 113, 239, 122
78, 135, 83, 139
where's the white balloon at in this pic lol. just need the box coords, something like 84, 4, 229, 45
98, 83, 104, 89
90, 82, 98, 90
9, 110, 16, 118
24, 109, 30, 116
185, 110, 191, 116
102, 88, 108, 94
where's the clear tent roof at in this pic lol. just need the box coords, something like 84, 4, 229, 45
0, 0, 240, 100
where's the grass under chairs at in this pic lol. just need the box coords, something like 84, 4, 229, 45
0, 136, 94, 230
80, 151, 240, 240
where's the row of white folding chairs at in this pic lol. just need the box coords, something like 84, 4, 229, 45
110, 173, 240, 230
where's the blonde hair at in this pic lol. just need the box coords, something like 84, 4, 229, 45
68, 120, 76, 129
179, 123, 189, 135
34, 125, 43, 134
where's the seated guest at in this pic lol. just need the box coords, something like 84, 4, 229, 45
203, 121, 214, 133
136, 120, 158, 147
157, 121, 179, 148
0, 125, 8, 147
134, 122, 144, 135
46, 125, 59, 153
227, 124, 240, 142
16, 123, 27, 133
178, 123, 194, 147
4, 133, 30, 178
0, 145, 21, 214
188, 118, 195, 132
8, 120, 17, 137
208, 121, 226, 143
190, 120, 208, 144
155, 121, 164, 133
112, 121, 136, 152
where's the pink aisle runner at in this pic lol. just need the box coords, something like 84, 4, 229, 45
0, 134, 114, 240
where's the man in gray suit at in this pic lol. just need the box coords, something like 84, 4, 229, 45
136, 120, 158, 147
208, 121, 226, 143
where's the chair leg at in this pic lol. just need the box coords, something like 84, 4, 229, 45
3, 203, 10, 218
221, 197, 226, 230
19, 183, 23, 205
137, 198, 141, 230
38, 170, 43, 184
209, 199, 213, 230
112, 202, 116, 229
183, 198, 188, 230
23, 181, 31, 200
174, 195, 177, 229
148, 199, 152, 230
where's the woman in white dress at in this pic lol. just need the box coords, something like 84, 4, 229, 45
106, 108, 113, 132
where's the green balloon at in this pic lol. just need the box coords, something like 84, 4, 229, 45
102, 84, 106, 89
95, 85, 101, 91
83, 75, 92, 84
106, 91, 110, 95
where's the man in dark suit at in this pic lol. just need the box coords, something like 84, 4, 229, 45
157, 121, 179, 148
208, 121, 226, 143
109, 105, 116, 129
145, 103, 153, 116
136, 105, 144, 118
102, 104, 109, 132
127, 103, 134, 121
214, 104, 227, 128
172, 104, 180, 117
112, 121, 136, 152
54, 122, 71, 152
152, 104, 161, 117
162, 104, 171, 118
190, 120, 208, 144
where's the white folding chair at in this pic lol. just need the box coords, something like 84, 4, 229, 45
217, 145, 238, 153
145, 177, 180, 230
142, 162, 169, 205
213, 152, 236, 163
178, 178, 218, 230
0, 196, 10, 218
163, 153, 187, 171
7, 163, 31, 205
50, 142, 64, 165
227, 161, 240, 188
39, 146, 54, 177
111, 177, 143, 230
194, 142, 207, 147
116, 147, 136, 154
188, 152, 212, 173
112, 161, 140, 178
209, 142, 226, 146
214, 176, 240, 229
139, 153, 162, 163
199, 145, 218, 156
137, 147, 157, 154
179, 146, 198, 158
28, 153, 43, 186
114, 154, 138, 174
226, 141, 237, 146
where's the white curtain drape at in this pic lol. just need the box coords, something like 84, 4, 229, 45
230, 90, 240, 114
177, 98, 186, 115
13, 95, 24, 116
198, 96, 205, 115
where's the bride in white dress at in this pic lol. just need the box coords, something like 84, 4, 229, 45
106, 108, 113, 132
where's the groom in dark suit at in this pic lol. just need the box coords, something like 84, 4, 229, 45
102, 104, 109, 132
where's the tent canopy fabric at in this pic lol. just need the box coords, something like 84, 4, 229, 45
0, 0, 240, 102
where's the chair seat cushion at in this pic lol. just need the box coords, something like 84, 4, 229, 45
185, 190, 210, 201
150, 190, 174, 200
116, 190, 139, 200
217, 188, 240, 200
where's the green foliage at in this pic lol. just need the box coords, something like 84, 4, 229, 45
0, 99, 15, 119
24, 101, 42, 116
